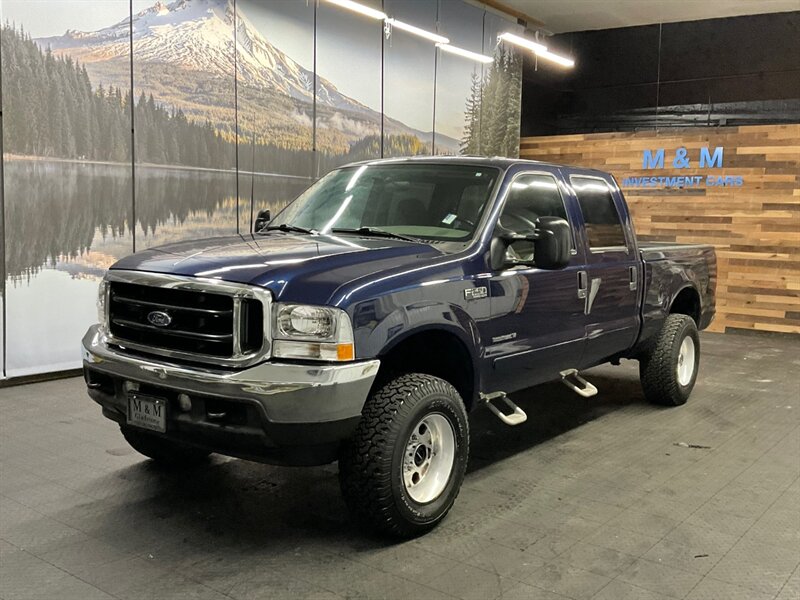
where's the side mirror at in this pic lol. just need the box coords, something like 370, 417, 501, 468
533, 217, 571, 270
490, 217, 571, 271
253, 209, 271, 232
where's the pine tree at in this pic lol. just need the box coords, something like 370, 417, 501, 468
460, 71, 482, 155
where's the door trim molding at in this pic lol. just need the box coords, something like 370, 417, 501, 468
492, 336, 582, 367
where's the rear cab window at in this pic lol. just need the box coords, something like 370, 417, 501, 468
570, 175, 630, 252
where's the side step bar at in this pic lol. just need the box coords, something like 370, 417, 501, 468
560, 369, 598, 398
480, 392, 527, 426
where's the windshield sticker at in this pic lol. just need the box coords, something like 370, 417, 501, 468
442, 213, 457, 225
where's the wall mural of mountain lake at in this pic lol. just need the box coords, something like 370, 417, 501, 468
0, 0, 522, 377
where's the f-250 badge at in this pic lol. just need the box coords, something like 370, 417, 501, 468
464, 286, 488, 300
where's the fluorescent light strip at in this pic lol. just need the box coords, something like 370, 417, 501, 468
325, 1, 448, 46
436, 43, 494, 64
499, 30, 575, 68
324, 0, 386, 21
498, 32, 547, 53
324, 0, 503, 66
535, 48, 575, 68
386, 18, 449, 45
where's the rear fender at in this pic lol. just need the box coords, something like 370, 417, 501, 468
635, 260, 705, 353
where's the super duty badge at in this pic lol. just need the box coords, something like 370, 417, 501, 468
464, 286, 488, 300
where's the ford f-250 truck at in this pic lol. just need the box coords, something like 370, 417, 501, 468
82, 157, 716, 537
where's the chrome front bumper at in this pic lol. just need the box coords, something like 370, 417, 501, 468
82, 324, 380, 424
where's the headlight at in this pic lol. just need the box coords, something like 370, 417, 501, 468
273, 304, 354, 361
277, 305, 338, 339
97, 279, 109, 327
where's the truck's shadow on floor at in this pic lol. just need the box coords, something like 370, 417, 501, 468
74, 368, 644, 551
468, 368, 644, 471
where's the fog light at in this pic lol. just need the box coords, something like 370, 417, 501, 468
178, 394, 192, 412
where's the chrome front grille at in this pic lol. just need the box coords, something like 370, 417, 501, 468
104, 271, 271, 367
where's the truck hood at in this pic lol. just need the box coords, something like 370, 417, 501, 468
111, 232, 445, 304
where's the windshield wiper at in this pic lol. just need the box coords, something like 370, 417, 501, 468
263, 223, 317, 235
330, 227, 420, 243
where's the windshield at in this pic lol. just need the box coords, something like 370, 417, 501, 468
270, 163, 500, 241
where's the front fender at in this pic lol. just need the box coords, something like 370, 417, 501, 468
348, 290, 484, 399
352, 296, 481, 360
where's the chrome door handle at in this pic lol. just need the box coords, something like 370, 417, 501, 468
577, 270, 588, 299
629, 266, 638, 291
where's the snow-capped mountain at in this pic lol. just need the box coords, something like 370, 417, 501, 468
36, 0, 458, 151
39, 0, 359, 111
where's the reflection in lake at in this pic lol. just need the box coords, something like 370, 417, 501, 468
4, 159, 310, 280
5, 160, 132, 281
3, 158, 310, 376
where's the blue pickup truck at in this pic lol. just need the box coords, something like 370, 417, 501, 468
82, 157, 716, 537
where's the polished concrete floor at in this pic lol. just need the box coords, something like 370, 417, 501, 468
1, 331, 798, 600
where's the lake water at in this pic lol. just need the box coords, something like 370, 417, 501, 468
3, 159, 311, 377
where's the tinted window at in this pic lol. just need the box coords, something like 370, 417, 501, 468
497, 173, 570, 262
572, 177, 627, 248
498, 174, 568, 231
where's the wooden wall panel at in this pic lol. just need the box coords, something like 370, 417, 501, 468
520, 124, 800, 334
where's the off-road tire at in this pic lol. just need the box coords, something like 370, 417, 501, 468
338, 373, 469, 538
640, 314, 700, 406
121, 426, 210, 467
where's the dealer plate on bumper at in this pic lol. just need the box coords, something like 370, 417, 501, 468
127, 393, 167, 433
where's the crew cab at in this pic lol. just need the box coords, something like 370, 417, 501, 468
82, 157, 716, 537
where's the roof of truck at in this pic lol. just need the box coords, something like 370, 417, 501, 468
344, 155, 610, 177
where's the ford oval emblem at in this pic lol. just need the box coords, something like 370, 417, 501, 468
147, 310, 172, 327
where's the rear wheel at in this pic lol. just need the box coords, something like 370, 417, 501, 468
121, 426, 210, 467
640, 314, 700, 406
338, 373, 469, 538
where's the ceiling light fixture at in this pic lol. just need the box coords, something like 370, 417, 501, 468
498, 32, 547, 53
324, 0, 386, 21
324, 0, 501, 66
436, 43, 494, 64
535, 49, 575, 68
385, 18, 449, 45
498, 30, 575, 69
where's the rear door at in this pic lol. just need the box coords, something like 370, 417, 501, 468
569, 175, 641, 367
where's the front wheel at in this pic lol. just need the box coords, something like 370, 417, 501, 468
639, 314, 700, 406
338, 373, 469, 538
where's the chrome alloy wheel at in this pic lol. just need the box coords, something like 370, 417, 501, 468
677, 336, 696, 386
402, 413, 456, 504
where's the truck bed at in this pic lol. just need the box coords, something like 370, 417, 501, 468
637, 241, 717, 344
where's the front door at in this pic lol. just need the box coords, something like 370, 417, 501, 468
480, 171, 587, 394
